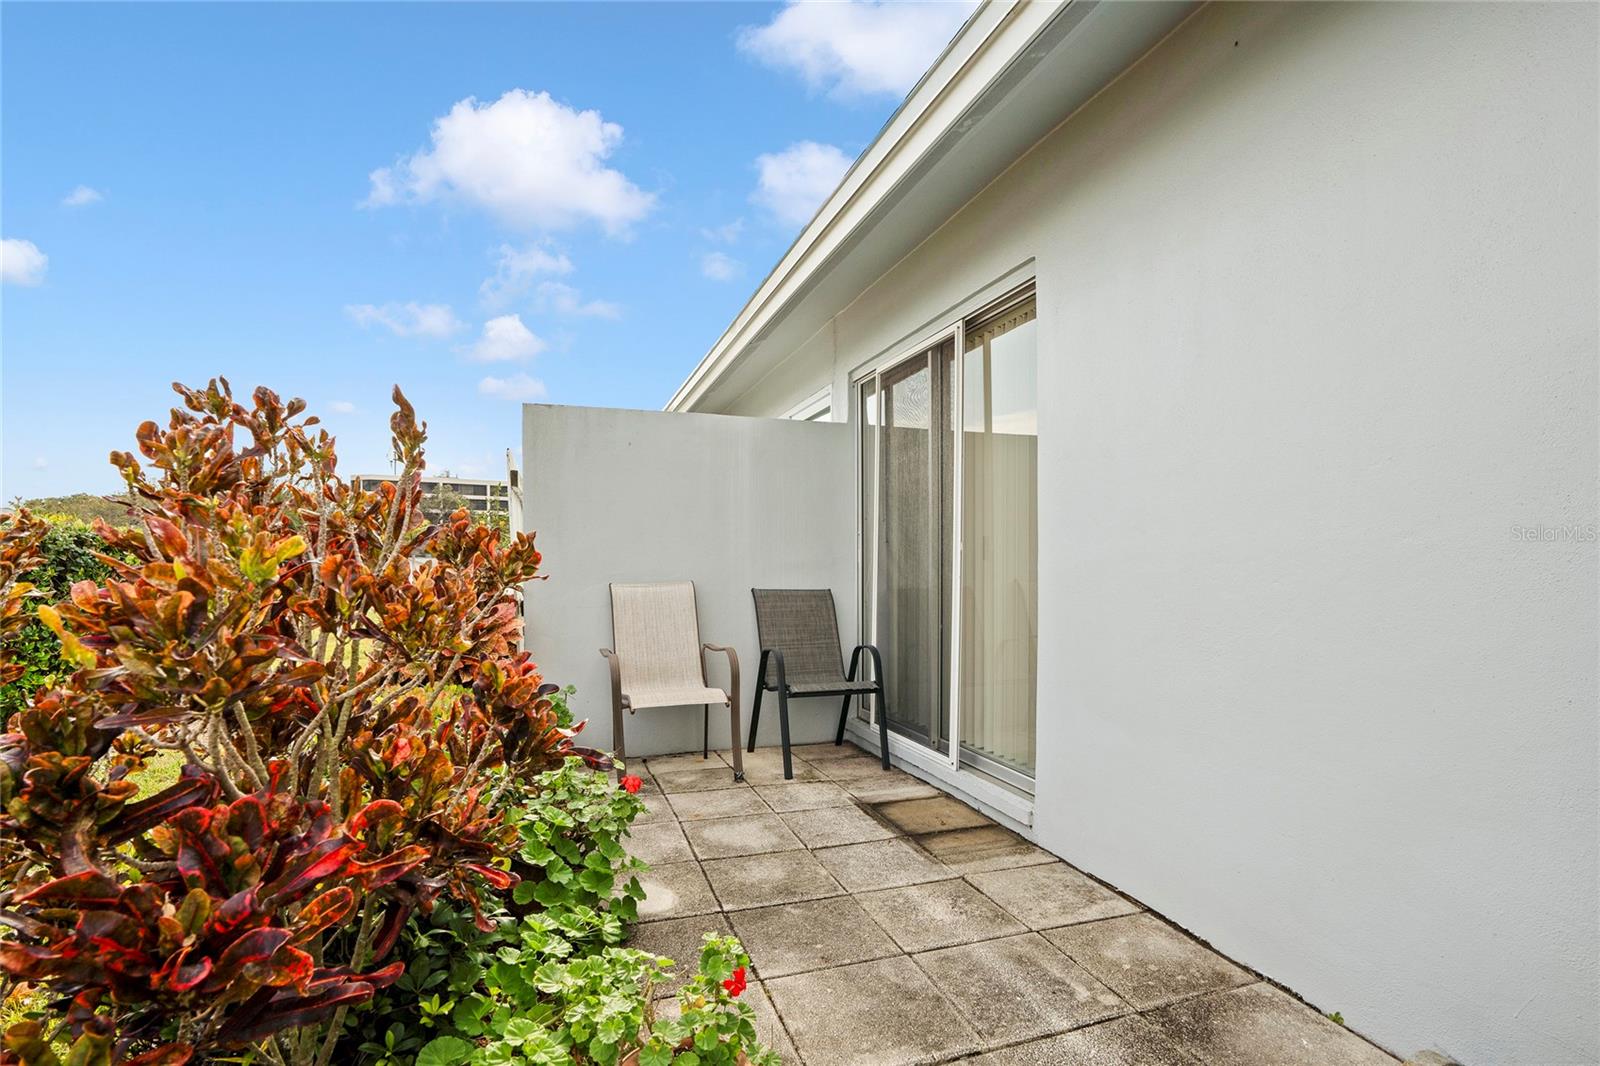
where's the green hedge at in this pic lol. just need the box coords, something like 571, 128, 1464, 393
0, 515, 120, 718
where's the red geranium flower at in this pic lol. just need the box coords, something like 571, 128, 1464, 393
619, 774, 642, 794
722, 966, 747, 997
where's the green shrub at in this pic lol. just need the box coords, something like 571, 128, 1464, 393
508, 756, 648, 920
411, 928, 774, 1066
345, 760, 777, 1066
0, 514, 120, 718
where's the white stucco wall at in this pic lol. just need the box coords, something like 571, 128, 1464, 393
520, 404, 858, 758
712, 3, 1600, 1062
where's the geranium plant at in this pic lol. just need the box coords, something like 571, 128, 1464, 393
0, 381, 589, 1066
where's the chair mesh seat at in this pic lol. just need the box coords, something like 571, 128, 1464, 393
751, 589, 850, 689
612, 581, 718, 705
625, 684, 729, 710
787, 677, 878, 695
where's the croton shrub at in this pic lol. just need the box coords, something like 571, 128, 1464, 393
0, 382, 590, 1065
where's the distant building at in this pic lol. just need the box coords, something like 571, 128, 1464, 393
354, 473, 510, 524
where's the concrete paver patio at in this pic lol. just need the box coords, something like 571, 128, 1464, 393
628, 742, 1398, 1066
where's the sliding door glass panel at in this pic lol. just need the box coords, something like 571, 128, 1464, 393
935, 340, 956, 749
876, 352, 947, 752
857, 379, 878, 724
959, 298, 1038, 777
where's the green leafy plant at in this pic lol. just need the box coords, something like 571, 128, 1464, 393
0, 514, 122, 719
632, 936, 777, 1066
408, 931, 776, 1066
506, 757, 647, 920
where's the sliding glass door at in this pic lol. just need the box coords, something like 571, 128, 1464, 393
860, 340, 953, 752
957, 298, 1038, 781
858, 286, 1038, 787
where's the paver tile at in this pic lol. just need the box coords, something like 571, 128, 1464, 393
810, 754, 895, 780
654, 983, 800, 1063
632, 791, 679, 825
788, 741, 873, 758
643, 752, 724, 774
625, 913, 733, 998
668, 788, 773, 822
765, 955, 982, 1066
636, 861, 719, 923
722, 747, 814, 771
814, 837, 956, 892
876, 795, 993, 834
1045, 914, 1252, 1010
913, 932, 1127, 1045
728, 895, 900, 977
701, 850, 845, 911
856, 878, 1026, 953
780, 804, 896, 847
732, 750, 828, 783
968, 1015, 1198, 1065
754, 781, 854, 812
968, 863, 1140, 930
627, 820, 694, 865
653, 766, 747, 794
1143, 983, 1397, 1065
748, 983, 801, 1064
916, 826, 1055, 873
684, 813, 804, 859
843, 775, 942, 803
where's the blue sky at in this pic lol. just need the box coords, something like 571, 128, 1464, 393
1, 1, 971, 499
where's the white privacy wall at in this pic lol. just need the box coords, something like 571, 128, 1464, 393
520, 404, 857, 758
716, 4, 1599, 1063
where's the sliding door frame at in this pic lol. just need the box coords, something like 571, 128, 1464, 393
850, 267, 1038, 787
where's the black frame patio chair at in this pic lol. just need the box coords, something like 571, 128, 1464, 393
600, 581, 743, 781
746, 588, 890, 780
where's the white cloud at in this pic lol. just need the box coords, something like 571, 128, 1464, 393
478, 372, 548, 402
328, 400, 357, 414
700, 251, 742, 282
1, 238, 48, 286
700, 219, 745, 244
535, 281, 620, 319
345, 302, 464, 339
752, 141, 853, 227
62, 185, 104, 208
738, 1, 976, 98
465, 314, 546, 363
480, 242, 574, 307
32, 456, 48, 471
365, 89, 655, 234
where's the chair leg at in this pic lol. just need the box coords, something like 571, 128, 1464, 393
702, 705, 709, 759
612, 700, 627, 776
875, 686, 890, 770
748, 650, 770, 754
777, 687, 794, 780
839, 647, 864, 747
726, 699, 744, 782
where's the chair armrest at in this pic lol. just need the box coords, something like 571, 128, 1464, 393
847, 644, 884, 684
702, 643, 740, 696
702, 643, 743, 772
598, 648, 624, 709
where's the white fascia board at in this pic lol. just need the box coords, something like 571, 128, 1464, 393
666, 0, 1062, 413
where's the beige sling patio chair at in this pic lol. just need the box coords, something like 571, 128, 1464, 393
600, 581, 743, 781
